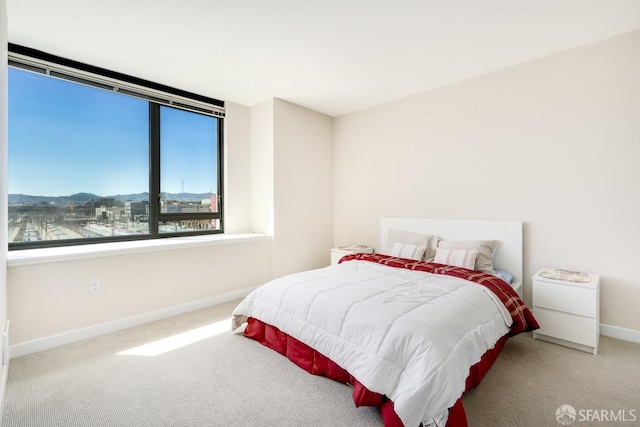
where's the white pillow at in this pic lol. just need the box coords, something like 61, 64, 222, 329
384, 229, 438, 261
390, 243, 426, 261
437, 240, 500, 274
434, 248, 478, 270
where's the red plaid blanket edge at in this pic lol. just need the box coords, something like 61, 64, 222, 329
339, 253, 539, 335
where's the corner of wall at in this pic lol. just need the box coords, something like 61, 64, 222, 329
271, 98, 334, 276
249, 99, 275, 236
223, 101, 252, 233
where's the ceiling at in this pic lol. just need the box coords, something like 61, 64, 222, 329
6, 1, 640, 117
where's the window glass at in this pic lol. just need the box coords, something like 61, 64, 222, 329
159, 105, 219, 214
159, 219, 219, 234
8, 51, 224, 249
8, 67, 150, 243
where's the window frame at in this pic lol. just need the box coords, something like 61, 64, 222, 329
8, 44, 225, 250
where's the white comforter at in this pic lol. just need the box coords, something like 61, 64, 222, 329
232, 260, 512, 427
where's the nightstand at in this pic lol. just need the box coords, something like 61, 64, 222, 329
330, 245, 374, 265
532, 268, 600, 355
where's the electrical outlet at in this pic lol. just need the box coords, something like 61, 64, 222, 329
90, 279, 101, 294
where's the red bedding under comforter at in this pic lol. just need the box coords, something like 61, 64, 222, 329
242, 254, 538, 426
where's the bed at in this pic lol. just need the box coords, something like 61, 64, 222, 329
232, 218, 538, 426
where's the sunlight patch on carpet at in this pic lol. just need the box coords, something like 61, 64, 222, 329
118, 318, 231, 356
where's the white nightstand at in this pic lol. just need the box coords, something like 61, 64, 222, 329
331, 245, 374, 265
532, 268, 600, 355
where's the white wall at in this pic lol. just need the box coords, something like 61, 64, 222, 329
249, 98, 334, 277
1, 0, 9, 410
250, 99, 274, 236
0, 1, 8, 329
272, 99, 333, 276
334, 30, 640, 333
224, 101, 252, 233
8, 240, 272, 345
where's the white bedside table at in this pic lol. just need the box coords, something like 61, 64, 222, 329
532, 268, 600, 355
331, 245, 374, 265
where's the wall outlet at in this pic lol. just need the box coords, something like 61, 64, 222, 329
90, 279, 101, 294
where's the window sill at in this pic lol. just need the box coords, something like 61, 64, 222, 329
7, 233, 271, 267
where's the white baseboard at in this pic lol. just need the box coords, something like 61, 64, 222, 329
600, 323, 640, 344
9, 287, 256, 359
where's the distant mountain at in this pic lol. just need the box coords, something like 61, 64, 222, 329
8, 192, 214, 205
109, 192, 151, 203
70, 192, 102, 202
160, 192, 215, 202
8, 192, 101, 205
109, 192, 214, 202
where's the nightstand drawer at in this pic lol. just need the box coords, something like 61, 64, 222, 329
533, 307, 598, 347
533, 280, 596, 317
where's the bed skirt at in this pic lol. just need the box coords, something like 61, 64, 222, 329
243, 317, 508, 427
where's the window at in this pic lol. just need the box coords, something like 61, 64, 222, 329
7, 45, 224, 249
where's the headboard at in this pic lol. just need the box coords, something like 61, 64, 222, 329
380, 217, 523, 291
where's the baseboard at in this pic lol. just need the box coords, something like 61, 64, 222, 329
600, 323, 640, 344
9, 287, 256, 358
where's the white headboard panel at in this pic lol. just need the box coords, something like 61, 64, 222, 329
380, 217, 523, 287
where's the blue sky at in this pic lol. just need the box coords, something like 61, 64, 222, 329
8, 67, 218, 197
160, 106, 218, 195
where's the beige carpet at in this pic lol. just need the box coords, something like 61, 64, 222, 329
3, 300, 640, 426
463, 331, 640, 426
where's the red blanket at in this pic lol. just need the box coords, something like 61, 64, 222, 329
245, 318, 509, 427
339, 253, 539, 335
